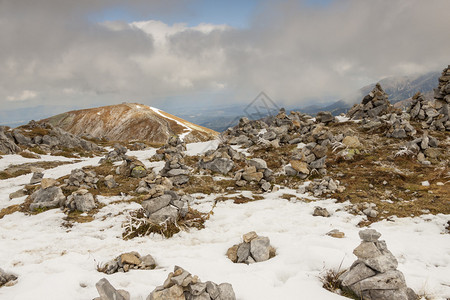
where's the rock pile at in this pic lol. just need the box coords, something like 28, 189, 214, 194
0, 268, 17, 288
347, 84, 393, 120
147, 266, 236, 300
312, 206, 331, 217
94, 278, 130, 300
29, 179, 66, 211
348, 202, 379, 218
0, 126, 21, 154
198, 144, 244, 175
234, 158, 273, 191
286, 142, 329, 178
65, 189, 96, 212
136, 174, 171, 195
316, 111, 336, 124
141, 191, 192, 224
0, 121, 100, 155
306, 177, 344, 197
153, 135, 186, 161
64, 168, 99, 190
339, 229, 417, 300
433, 65, 450, 131
160, 156, 190, 186
226, 231, 276, 264
116, 157, 148, 178
99, 252, 156, 274
99, 144, 128, 163
360, 112, 416, 139
406, 133, 440, 165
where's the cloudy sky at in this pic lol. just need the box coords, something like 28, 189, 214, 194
1, 0, 449, 115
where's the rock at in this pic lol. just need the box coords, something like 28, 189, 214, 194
243, 231, 258, 243
310, 156, 326, 169
261, 181, 271, 192
218, 283, 236, 300
9, 188, 27, 200
236, 242, 250, 263
147, 284, 184, 300
66, 190, 96, 212
313, 206, 330, 217
226, 245, 239, 263
0, 268, 18, 287
104, 175, 118, 188
353, 242, 382, 259
140, 254, 156, 269
29, 186, 66, 211
41, 178, 58, 189
131, 166, 147, 178
250, 236, 271, 262
359, 229, 381, 242
142, 194, 172, 215
290, 160, 309, 175
147, 206, 179, 224
312, 145, 327, 158
326, 229, 345, 238
30, 172, 44, 184
342, 136, 362, 149
352, 270, 407, 292
248, 158, 267, 170
340, 263, 376, 287
0, 127, 21, 154
285, 165, 298, 176
316, 111, 335, 124
200, 158, 234, 174
120, 253, 141, 265
95, 278, 128, 300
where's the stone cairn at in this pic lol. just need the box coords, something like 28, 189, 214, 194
147, 266, 236, 300
153, 135, 186, 162
0, 267, 17, 288
99, 143, 128, 163
99, 251, 156, 274
304, 176, 345, 197
116, 157, 148, 179
347, 83, 392, 120
405, 133, 440, 165
141, 191, 192, 224
234, 158, 273, 192
136, 174, 171, 195
226, 231, 276, 264
160, 156, 191, 186
29, 167, 44, 185
433, 65, 450, 131
64, 168, 100, 190
198, 144, 244, 175
339, 229, 417, 300
28, 177, 97, 213
286, 142, 328, 178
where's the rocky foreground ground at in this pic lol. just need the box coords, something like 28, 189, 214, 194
0, 67, 449, 299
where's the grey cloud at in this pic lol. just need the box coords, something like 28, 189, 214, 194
1, 0, 449, 113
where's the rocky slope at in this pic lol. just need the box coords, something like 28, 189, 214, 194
41, 103, 218, 144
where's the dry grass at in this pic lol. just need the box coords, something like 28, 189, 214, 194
17, 126, 50, 138
319, 265, 359, 299
122, 207, 209, 239
0, 160, 73, 180
18, 151, 40, 159
215, 194, 264, 204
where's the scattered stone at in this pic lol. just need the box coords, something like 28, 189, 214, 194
339, 229, 416, 300
99, 251, 156, 274
313, 206, 330, 217
327, 229, 345, 238
147, 266, 235, 300
306, 177, 344, 197
0, 268, 18, 288
94, 278, 130, 300
9, 188, 27, 200
29, 170, 44, 184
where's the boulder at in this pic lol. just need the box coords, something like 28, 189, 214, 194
66, 190, 96, 212
95, 278, 129, 300
29, 186, 66, 211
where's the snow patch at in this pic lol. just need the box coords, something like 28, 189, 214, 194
149, 106, 192, 141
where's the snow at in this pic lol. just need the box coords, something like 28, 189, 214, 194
149, 106, 192, 141
0, 150, 449, 300
185, 140, 220, 156
335, 116, 349, 123
422, 181, 430, 187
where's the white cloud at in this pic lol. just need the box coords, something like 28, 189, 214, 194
7, 90, 37, 101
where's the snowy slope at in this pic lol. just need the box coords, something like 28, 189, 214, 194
0, 146, 449, 300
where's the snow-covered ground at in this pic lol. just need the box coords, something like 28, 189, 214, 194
0, 146, 449, 300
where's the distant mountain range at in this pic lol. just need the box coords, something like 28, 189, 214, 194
1, 71, 441, 132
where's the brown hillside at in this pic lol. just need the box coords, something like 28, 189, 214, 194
41, 103, 218, 144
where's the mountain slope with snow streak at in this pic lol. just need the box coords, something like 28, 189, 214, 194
41, 103, 218, 144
